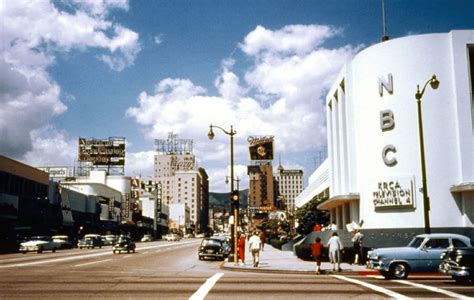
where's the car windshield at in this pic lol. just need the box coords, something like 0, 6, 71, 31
31, 236, 49, 241
407, 237, 425, 248
202, 239, 222, 247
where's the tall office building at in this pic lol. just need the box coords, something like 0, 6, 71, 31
248, 164, 275, 210
274, 162, 304, 212
153, 133, 207, 231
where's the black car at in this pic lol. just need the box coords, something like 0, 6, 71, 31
78, 237, 103, 249
439, 247, 474, 284
198, 238, 230, 261
112, 236, 136, 254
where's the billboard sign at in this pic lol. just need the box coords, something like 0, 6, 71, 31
78, 137, 125, 166
248, 136, 274, 161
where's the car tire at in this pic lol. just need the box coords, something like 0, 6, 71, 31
37, 247, 43, 254
113, 250, 116, 254
52, 248, 56, 253
390, 262, 409, 279
453, 276, 469, 284
199, 256, 203, 260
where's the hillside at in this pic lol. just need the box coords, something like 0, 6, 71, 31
209, 189, 248, 210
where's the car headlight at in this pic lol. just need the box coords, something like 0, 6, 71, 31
440, 252, 446, 259
456, 255, 462, 263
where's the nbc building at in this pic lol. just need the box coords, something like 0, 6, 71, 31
296, 30, 474, 247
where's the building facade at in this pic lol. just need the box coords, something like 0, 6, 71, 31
299, 30, 474, 247
274, 163, 304, 212
153, 133, 207, 231
248, 164, 275, 210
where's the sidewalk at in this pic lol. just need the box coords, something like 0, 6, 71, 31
222, 243, 377, 275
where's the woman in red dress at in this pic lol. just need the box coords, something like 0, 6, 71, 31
237, 233, 246, 265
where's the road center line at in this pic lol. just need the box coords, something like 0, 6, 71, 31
74, 259, 112, 267
189, 273, 223, 300
394, 280, 474, 299
332, 275, 412, 299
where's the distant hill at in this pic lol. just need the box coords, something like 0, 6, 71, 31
209, 189, 248, 210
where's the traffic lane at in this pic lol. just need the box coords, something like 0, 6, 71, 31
0, 239, 213, 299
0, 240, 200, 268
344, 275, 474, 298
206, 273, 384, 299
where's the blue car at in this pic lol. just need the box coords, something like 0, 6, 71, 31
367, 233, 472, 279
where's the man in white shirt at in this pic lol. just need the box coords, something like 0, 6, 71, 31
249, 231, 261, 267
327, 232, 343, 272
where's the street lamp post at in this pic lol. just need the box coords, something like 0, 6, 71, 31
226, 176, 240, 191
208, 124, 239, 264
415, 74, 440, 234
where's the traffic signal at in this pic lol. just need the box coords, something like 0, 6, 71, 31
231, 190, 239, 202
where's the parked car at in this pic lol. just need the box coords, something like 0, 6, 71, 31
367, 233, 472, 279
141, 234, 154, 242
112, 236, 136, 254
19, 236, 61, 254
198, 237, 231, 261
52, 235, 74, 249
439, 247, 474, 284
78, 236, 103, 249
163, 233, 181, 241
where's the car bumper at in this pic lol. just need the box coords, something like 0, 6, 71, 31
367, 259, 388, 272
19, 246, 39, 252
439, 261, 471, 277
199, 251, 224, 259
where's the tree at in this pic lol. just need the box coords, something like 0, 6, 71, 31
294, 197, 329, 235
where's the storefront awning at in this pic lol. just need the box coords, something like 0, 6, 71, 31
317, 193, 359, 210
450, 182, 474, 193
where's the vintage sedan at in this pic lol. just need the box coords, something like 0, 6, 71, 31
52, 235, 74, 249
141, 234, 154, 242
367, 233, 471, 279
112, 236, 136, 254
19, 236, 61, 254
163, 233, 181, 241
78, 236, 103, 249
439, 247, 474, 284
198, 238, 230, 261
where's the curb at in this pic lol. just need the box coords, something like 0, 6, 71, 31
221, 263, 376, 276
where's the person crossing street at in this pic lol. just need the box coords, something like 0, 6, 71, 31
249, 231, 262, 267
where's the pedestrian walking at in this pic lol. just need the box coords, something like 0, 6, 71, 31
249, 231, 261, 267
237, 233, 246, 265
311, 237, 323, 274
259, 231, 266, 251
327, 232, 343, 272
351, 229, 364, 265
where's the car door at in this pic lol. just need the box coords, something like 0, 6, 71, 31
421, 238, 450, 272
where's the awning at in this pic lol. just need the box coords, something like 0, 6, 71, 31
450, 182, 474, 193
317, 193, 360, 210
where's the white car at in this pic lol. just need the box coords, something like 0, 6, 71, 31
141, 234, 154, 242
19, 236, 61, 254
163, 234, 181, 241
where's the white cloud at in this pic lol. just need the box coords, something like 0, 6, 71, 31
154, 35, 163, 45
126, 24, 360, 192
0, 0, 140, 160
125, 151, 156, 177
23, 126, 77, 167
240, 24, 341, 56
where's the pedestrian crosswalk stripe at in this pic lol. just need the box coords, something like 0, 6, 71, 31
189, 273, 223, 300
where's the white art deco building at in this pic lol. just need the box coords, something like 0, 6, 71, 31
297, 30, 474, 247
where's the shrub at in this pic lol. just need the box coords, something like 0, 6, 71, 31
269, 239, 286, 250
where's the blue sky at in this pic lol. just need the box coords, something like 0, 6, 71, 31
1, 0, 473, 192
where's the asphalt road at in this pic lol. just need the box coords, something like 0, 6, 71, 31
0, 240, 473, 299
